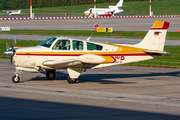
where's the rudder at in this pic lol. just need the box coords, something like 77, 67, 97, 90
116, 0, 124, 7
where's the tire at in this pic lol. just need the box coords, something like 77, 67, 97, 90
12, 75, 20, 83
46, 70, 56, 80
67, 76, 77, 83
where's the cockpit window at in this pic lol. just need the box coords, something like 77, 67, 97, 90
52, 39, 71, 50
38, 37, 56, 48
87, 42, 103, 51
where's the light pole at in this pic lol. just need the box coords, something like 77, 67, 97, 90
149, 0, 152, 16
94, 0, 96, 17
30, 0, 32, 18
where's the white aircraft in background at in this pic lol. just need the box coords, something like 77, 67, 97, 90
84, 0, 124, 17
4, 20, 171, 84
3, 10, 21, 15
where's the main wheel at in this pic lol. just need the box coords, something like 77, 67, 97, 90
12, 75, 20, 83
46, 70, 56, 80
67, 76, 77, 83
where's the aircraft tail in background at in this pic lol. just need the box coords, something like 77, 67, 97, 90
116, 0, 124, 7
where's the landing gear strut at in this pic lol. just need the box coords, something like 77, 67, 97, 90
67, 76, 77, 83
12, 69, 21, 83
46, 70, 56, 80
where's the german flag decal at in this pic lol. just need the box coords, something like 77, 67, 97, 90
154, 32, 161, 36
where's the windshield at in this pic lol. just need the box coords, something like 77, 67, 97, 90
38, 37, 56, 48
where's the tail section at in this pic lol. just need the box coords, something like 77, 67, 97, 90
109, 0, 124, 14
116, 0, 124, 7
17, 10, 21, 14
134, 20, 170, 51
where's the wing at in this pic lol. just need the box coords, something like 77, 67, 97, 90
42, 58, 82, 68
42, 54, 114, 69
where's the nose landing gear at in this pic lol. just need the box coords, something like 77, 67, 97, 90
12, 69, 21, 83
12, 75, 20, 83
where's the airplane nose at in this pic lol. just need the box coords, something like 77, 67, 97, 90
3, 51, 14, 57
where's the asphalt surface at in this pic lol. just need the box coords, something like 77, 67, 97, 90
0, 58, 180, 119
0, 16, 180, 31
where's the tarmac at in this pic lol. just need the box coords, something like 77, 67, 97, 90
0, 58, 180, 120
0, 16, 180, 31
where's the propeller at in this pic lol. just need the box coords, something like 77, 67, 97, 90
6, 42, 10, 50
3, 36, 16, 64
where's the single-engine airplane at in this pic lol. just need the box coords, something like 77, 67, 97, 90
4, 20, 171, 84
84, 0, 124, 17
3, 10, 21, 15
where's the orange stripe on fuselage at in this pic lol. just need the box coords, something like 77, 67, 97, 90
16, 44, 146, 55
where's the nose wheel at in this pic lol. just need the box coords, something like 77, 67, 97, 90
12, 75, 20, 83
12, 69, 21, 83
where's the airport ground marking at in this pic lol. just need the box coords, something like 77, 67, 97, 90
38, 20, 57, 22
0, 21, 11, 22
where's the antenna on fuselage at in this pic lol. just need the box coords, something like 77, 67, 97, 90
87, 33, 93, 41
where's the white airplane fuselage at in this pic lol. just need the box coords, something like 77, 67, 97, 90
84, 8, 123, 16
13, 38, 158, 71
7, 10, 21, 15
84, 0, 124, 16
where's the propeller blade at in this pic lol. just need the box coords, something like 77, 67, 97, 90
12, 36, 16, 51
13, 36, 16, 45
6, 42, 10, 50
12, 44, 14, 52
4, 36, 17, 65
10, 56, 13, 65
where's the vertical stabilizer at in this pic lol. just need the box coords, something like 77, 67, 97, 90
116, 0, 124, 7
134, 20, 170, 51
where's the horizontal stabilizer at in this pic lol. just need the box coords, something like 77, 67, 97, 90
143, 50, 172, 56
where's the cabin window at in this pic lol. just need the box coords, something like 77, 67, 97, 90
73, 40, 84, 50
87, 42, 103, 50
52, 39, 71, 50
38, 37, 56, 48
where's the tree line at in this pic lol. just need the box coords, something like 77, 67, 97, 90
0, 0, 167, 10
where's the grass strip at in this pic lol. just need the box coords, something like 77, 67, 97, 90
0, 30, 180, 40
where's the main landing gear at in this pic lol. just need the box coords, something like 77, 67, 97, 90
12, 69, 21, 83
67, 76, 77, 83
46, 70, 56, 80
45, 70, 77, 83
